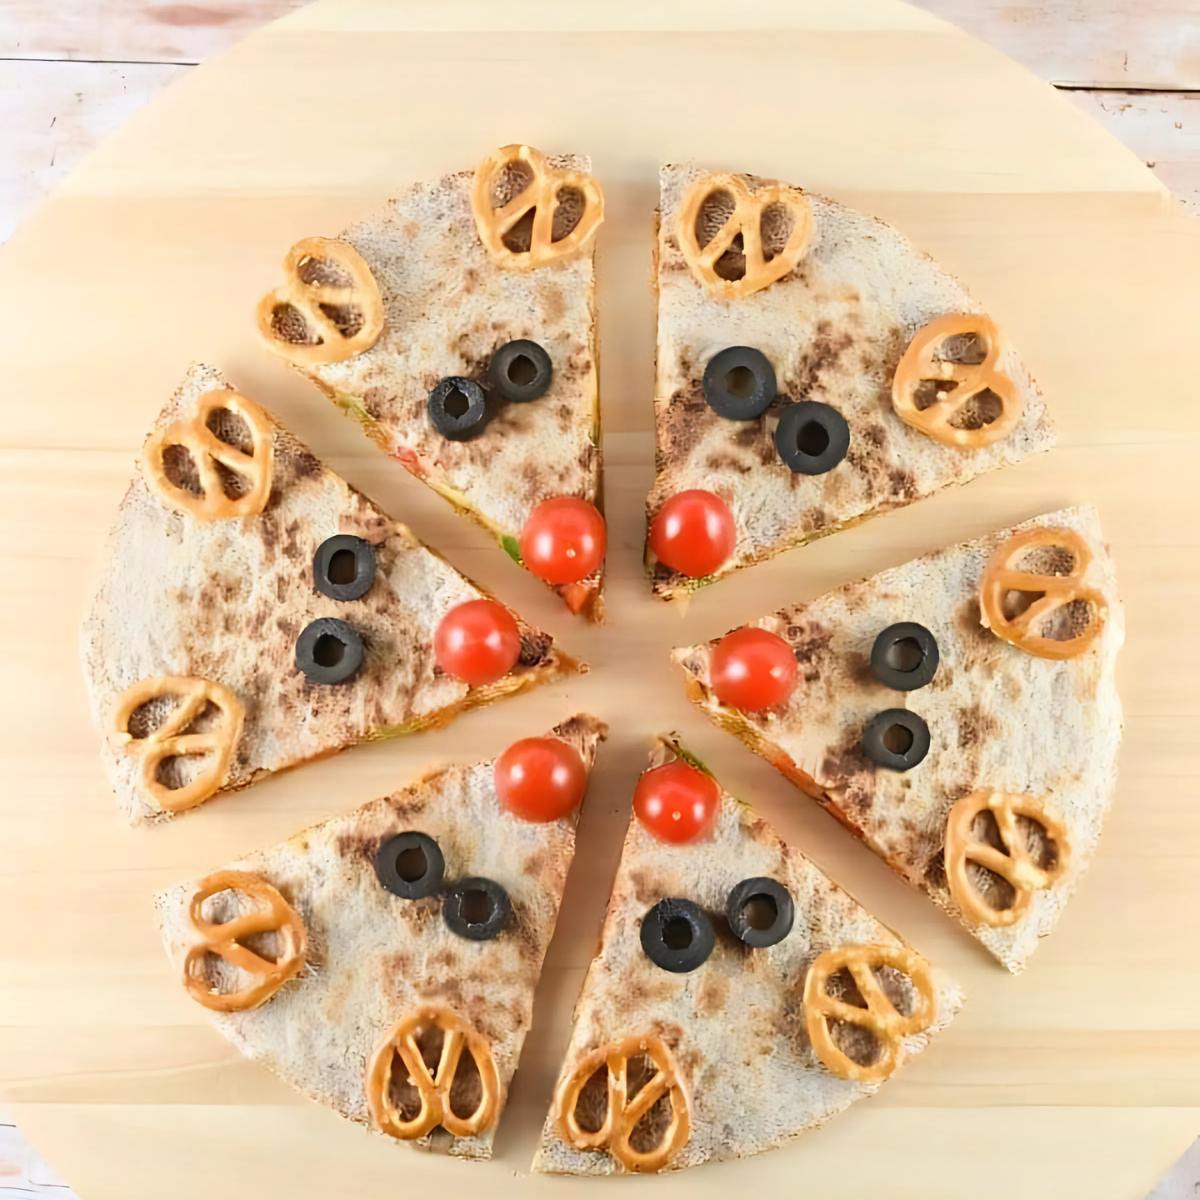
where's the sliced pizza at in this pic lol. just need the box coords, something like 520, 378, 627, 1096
646, 162, 1056, 598
673, 506, 1123, 972
534, 736, 961, 1174
81, 362, 578, 824
257, 144, 607, 619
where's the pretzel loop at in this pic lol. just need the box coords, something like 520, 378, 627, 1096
677, 172, 812, 300
803, 944, 936, 1083
182, 870, 306, 1012
980, 526, 1108, 658
556, 1034, 690, 1173
367, 1007, 501, 1141
111, 675, 244, 813
891, 314, 1022, 448
944, 790, 1069, 927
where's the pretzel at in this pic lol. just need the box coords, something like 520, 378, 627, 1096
556, 1034, 690, 1173
944, 790, 1069, 927
891, 314, 1021, 448
470, 144, 604, 270
804, 944, 936, 1083
256, 236, 384, 365
182, 870, 306, 1012
676, 172, 812, 300
111, 675, 244, 813
143, 389, 274, 521
367, 1006, 501, 1140
980, 526, 1108, 659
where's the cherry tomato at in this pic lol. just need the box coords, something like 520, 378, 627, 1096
633, 760, 720, 844
710, 626, 798, 711
519, 497, 607, 585
434, 599, 520, 687
648, 489, 736, 578
494, 737, 588, 822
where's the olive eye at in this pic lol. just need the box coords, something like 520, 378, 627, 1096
702, 346, 777, 421
295, 617, 365, 685
443, 876, 512, 941
313, 534, 376, 601
640, 898, 715, 973
775, 400, 850, 475
488, 339, 553, 403
427, 376, 488, 441
862, 708, 930, 771
374, 831, 445, 899
725, 877, 794, 948
870, 622, 939, 691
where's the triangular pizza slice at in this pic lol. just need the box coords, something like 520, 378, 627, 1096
673, 506, 1123, 972
82, 362, 578, 824
257, 143, 607, 620
534, 736, 961, 1174
646, 162, 1056, 598
155, 714, 606, 1159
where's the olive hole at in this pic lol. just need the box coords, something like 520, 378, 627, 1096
506, 353, 537, 386
662, 916, 694, 950
395, 846, 428, 883
460, 888, 495, 925
313, 633, 346, 668
795, 420, 830, 458
724, 364, 756, 399
885, 637, 924, 674
882, 723, 914, 755
740, 893, 778, 931
444, 387, 472, 419
327, 548, 357, 585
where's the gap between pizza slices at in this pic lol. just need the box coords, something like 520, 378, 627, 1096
646, 162, 1056, 598
256, 144, 608, 620
534, 736, 962, 1174
154, 716, 607, 1159
672, 506, 1123, 973
81, 361, 580, 824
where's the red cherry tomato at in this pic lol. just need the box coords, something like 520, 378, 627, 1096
494, 737, 588, 822
633, 760, 720, 844
648, 489, 736, 578
519, 497, 607, 585
434, 599, 520, 687
710, 626, 799, 712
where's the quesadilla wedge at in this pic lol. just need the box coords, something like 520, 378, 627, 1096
81, 362, 578, 825
646, 163, 1056, 599
257, 144, 607, 620
155, 715, 607, 1158
534, 736, 962, 1174
673, 506, 1123, 972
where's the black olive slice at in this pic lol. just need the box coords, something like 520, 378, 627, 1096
774, 400, 851, 474
870, 622, 940, 691
862, 708, 931, 771
488, 339, 553, 403
443, 876, 512, 941
725, 877, 795, 948
313, 534, 376, 602
295, 617, 365, 685
702, 346, 777, 421
427, 376, 488, 441
374, 831, 445, 900
639, 897, 715, 973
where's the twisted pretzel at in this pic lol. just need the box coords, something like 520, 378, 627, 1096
980, 526, 1108, 659
677, 172, 812, 300
367, 1006, 501, 1141
143, 389, 274, 521
470, 144, 604, 270
555, 1034, 690, 1173
111, 675, 244, 813
256, 236, 384, 365
891, 314, 1021, 448
182, 870, 306, 1012
945, 790, 1069, 927
804, 944, 936, 1083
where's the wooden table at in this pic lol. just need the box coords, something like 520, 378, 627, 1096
1, 3, 1199, 1199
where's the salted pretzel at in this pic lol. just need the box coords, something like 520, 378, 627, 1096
556, 1034, 690, 1173
470, 143, 605, 270
980, 526, 1108, 659
676, 172, 812, 300
111, 675, 244, 813
143, 389, 274, 521
367, 1006, 501, 1140
891, 313, 1021, 448
804, 944, 936, 1084
256, 236, 384, 365
182, 870, 306, 1012
945, 790, 1069, 927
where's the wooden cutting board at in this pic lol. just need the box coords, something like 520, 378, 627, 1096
1, 2, 1197, 1197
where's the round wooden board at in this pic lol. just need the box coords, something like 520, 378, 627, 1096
2, 2, 1198, 1197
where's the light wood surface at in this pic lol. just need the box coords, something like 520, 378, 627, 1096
1, 2, 1198, 1198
